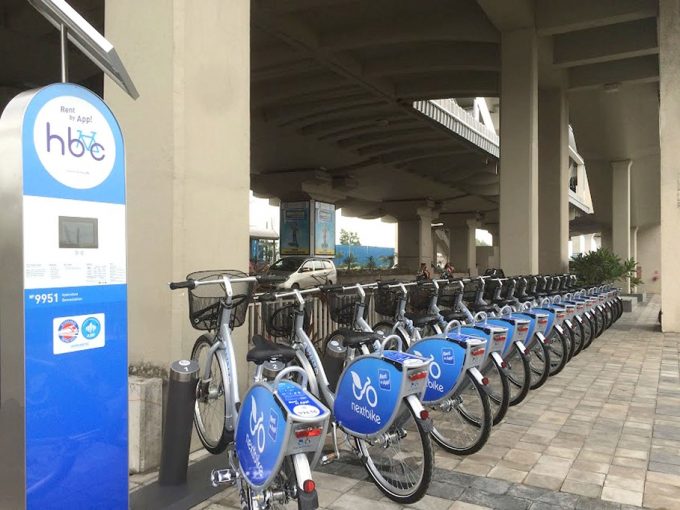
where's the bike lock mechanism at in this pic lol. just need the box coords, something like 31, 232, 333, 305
159, 359, 200, 485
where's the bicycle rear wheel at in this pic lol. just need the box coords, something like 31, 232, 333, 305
191, 334, 230, 454
356, 401, 433, 504
505, 344, 531, 406
430, 370, 492, 455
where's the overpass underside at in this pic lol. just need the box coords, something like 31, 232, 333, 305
3, 0, 679, 368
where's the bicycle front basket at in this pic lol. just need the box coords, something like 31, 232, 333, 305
186, 270, 255, 331
407, 284, 437, 314
375, 286, 404, 317
438, 281, 461, 309
261, 299, 312, 339
324, 289, 371, 326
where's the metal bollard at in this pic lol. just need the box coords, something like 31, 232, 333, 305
159, 359, 199, 486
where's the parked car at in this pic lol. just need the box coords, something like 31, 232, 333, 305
259, 257, 337, 290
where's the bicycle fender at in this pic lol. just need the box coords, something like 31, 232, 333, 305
514, 341, 527, 355
406, 395, 433, 434
490, 351, 505, 369
468, 367, 486, 386
535, 331, 547, 345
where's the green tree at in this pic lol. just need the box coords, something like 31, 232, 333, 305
570, 248, 642, 287
339, 229, 361, 246
379, 254, 395, 269
343, 253, 358, 270
365, 256, 377, 270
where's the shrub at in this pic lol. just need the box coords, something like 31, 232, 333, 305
569, 248, 642, 287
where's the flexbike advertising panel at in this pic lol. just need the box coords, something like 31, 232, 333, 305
236, 384, 289, 490
407, 338, 464, 404
15, 83, 127, 508
334, 356, 402, 438
280, 201, 311, 256
314, 201, 335, 257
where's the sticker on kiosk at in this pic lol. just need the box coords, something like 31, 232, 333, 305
53, 313, 105, 354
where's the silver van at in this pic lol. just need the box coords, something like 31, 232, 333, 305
261, 257, 337, 290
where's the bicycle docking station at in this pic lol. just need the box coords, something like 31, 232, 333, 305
0, 1, 136, 508
130, 358, 229, 510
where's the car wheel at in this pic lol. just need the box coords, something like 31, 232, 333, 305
291, 283, 300, 290
327, 280, 333, 285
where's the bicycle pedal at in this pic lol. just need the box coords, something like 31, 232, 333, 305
320, 452, 338, 465
211, 468, 237, 487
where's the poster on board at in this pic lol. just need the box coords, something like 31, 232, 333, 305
280, 201, 311, 256
314, 202, 335, 257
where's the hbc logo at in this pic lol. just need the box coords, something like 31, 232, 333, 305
33, 96, 116, 189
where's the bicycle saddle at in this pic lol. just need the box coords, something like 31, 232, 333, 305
332, 329, 383, 348
247, 334, 297, 365
405, 312, 440, 328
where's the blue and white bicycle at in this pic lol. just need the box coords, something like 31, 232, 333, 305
258, 286, 434, 504
170, 271, 331, 510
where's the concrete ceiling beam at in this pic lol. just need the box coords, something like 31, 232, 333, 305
362, 42, 500, 77
395, 72, 499, 100
318, 16, 499, 51
316, 118, 418, 142
280, 101, 392, 128
357, 139, 461, 158
568, 55, 659, 91
299, 111, 408, 136
536, 0, 658, 36
475, 0, 535, 31
253, 0, 360, 14
554, 18, 658, 68
380, 147, 469, 165
336, 127, 433, 149
252, 73, 353, 107
259, 92, 376, 123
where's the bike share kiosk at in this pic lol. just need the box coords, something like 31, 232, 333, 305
0, 1, 137, 508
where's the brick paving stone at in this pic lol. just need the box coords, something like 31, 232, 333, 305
601, 486, 643, 506
560, 479, 602, 499
487, 465, 527, 483
449, 502, 492, 510
458, 488, 530, 510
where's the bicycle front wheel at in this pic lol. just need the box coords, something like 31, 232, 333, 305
527, 336, 550, 390
547, 328, 568, 376
191, 334, 230, 454
483, 357, 510, 425
356, 401, 433, 504
430, 370, 492, 455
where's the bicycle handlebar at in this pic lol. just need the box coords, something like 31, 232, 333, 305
169, 275, 257, 290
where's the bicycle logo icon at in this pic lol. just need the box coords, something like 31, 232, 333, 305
414, 350, 441, 380
351, 371, 378, 407
249, 397, 266, 453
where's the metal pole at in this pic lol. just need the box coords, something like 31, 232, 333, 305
60, 24, 68, 83
159, 359, 199, 486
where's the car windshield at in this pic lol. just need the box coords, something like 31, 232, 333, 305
269, 257, 304, 272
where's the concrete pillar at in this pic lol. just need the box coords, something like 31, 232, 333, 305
499, 28, 539, 275
105, 1, 251, 372
538, 88, 569, 273
467, 219, 479, 276
397, 207, 433, 272
612, 160, 632, 292
660, 0, 680, 330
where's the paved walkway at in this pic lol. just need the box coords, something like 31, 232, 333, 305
136, 295, 680, 510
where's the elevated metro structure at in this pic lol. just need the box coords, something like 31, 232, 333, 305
0, 0, 675, 370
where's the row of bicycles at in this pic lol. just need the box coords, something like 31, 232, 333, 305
168, 270, 623, 510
